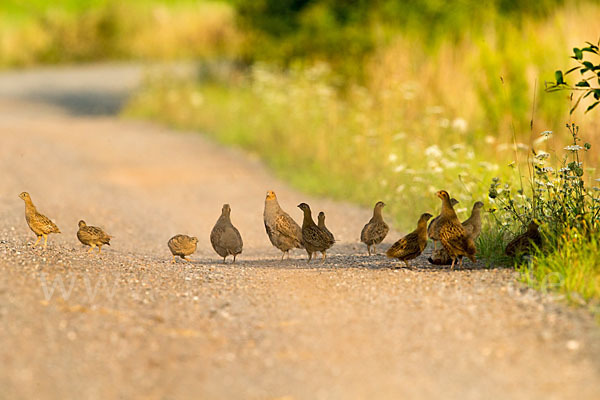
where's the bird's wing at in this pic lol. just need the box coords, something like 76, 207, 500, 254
34, 213, 60, 233
275, 214, 301, 241
387, 232, 420, 259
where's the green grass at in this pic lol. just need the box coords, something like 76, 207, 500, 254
518, 230, 600, 312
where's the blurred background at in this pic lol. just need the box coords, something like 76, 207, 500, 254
1, 0, 599, 226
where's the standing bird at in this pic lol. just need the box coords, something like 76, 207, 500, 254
263, 190, 303, 259
428, 200, 484, 265
505, 221, 542, 257
360, 201, 389, 255
77, 220, 111, 254
386, 213, 433, 267
210, 204, 243, 263
435, 190, 477, 269
18, 192, 61, 249
168, 234, 198, 263
317, 211, 335, 243
462, 201, 484, 242
428, 197, 459, 250
298, 203, 334, 262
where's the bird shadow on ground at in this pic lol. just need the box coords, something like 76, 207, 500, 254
177, 243, 512, 272
20, 89, 130, 116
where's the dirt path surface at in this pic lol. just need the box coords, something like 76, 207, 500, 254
0, 64, 599, 400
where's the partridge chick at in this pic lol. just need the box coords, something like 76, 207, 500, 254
317, 211, 335, 243
462, 201, 484, 242
428, 198, 459, 250
263, 190, 303, 259
360, 201, 389, 255
505, 221, 542, 257
77, 220, 111, 254
298, 203, 334, 262
168, 234, 198, 263
386, 213, 433, 267
18, 192, 61, 249
210, 204, 243, 263
435, 190, 477, 269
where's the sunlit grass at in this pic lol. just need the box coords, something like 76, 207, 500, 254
0, 0, 238, 67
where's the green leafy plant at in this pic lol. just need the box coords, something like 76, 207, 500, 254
546, 39, 600, 114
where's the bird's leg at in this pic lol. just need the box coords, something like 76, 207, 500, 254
171, 255, 176, 263
184, 257, 192, 263
233, 254, 237, 263
98, 245, 102, 254
43, 234, 48, 249
433, 241, 437, 251
88, 245, 95, 254
281, 252, 285, 261
33, 236, 41, 248
459, 257, 464, 269
450, 257, 456, 270
373, 245, 377, 254
321, 251, 326, 262
367, 245, 371, 256
404, 261, 409, 268
222, 256, 226, 264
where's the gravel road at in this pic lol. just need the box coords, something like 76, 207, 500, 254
0, 64, 599, 400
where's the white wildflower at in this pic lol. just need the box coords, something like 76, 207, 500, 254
427, 105, 444, 114
596, 178, 600, 182
396, 184, 405, 193
559, 167, 570, 173
424, 145, 443, 158
452, 118, 468, 132
393, 164, 406, 173
540, 130, 553, 137
388, 153, 398, 163
541, 167, 554, 173
534, 151, 550, 160
485, 136, 496, 144
439, 118, 450, 128
392, 132, 406, 141
564, 145, 583, 151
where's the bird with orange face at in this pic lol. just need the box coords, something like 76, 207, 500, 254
263, 190, 303, 259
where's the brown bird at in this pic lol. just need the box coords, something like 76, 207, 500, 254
210, 204, 243, 263
505, 221, 542, 257
18, 192, 61, 249
428, 197, 459, 250
298, 203, 334, 262
263, 190, 303, 259
77, 220, 111, 254
360, 201, 389, 255
317, 211, 335, 243
427, 247, 453, 265
386, 213, 433, 267
168, 234, 198, 263
435, 190, 477, 269
462, 201, 484, 242
428, 201, 484, 265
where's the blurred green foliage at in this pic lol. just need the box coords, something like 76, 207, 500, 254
234, 0, 569, 74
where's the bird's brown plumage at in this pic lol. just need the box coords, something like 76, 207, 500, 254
428, 198, 459, 250
317, 211, 335, 243
77, 220, 111, 253
505, 221, 542, 257
263, 190, 303, 259
168, 234, 198, 263
19, 192, 60, 249
298, 203, 334, 262
462, 201, 484, 242
210, 204, 243, 263
435, 190, 477, 269
360, 201, 389, 255
386, 213, 432, 267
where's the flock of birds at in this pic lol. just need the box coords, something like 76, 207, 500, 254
17, 189, 539, 268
